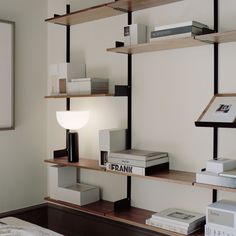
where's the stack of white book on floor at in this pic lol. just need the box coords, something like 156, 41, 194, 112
196, 158, 236, 188
146, 208, 205, 235
106, 149, 169, 176
67, 78, 109, 95
150, 21, 213, 42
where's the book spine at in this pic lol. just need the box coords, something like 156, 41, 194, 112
106, 162, 169, 176
150, 32, 193, 42
146, 218, 188, 234
154, 21, 208, 31
151, 26, 193, 38
106, 163, 145, 175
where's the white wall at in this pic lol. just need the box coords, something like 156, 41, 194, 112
0, 0, 47, 213
47, 0, 236, 213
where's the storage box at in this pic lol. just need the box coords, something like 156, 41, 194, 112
124, 24, 147, 46
206, 158, 236, 173
67, 78, 109, 95
99, 128, 127, 167
49, 165, 99, 206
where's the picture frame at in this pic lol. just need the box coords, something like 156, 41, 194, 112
195, 94, 236, 128
0, 20, 15, 130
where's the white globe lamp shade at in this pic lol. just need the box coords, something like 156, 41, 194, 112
56, 111, 90, 130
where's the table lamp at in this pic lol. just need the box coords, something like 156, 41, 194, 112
56, 110, 90, 163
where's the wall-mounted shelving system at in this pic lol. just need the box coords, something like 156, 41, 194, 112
45, 0, 236, 235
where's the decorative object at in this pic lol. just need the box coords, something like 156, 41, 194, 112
56, 110, 89, 162
195, 94, 236, 127
0, 20, 15, 130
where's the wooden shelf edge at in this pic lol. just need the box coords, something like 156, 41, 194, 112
107, 37, 208, 54
44, 157, 106, 172
194, 182, 236, 193
44, 94, 114, 99
45, 157, 195, 186
45, 2, 124, 26
107, 0, 183, 12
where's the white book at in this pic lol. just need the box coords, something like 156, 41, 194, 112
146, 218, 202, 235
154, 21, 208, 31
206, 158, 236, 174
219, 168, 236, 178
150, 32, 194, 42
146, 218, 189, 234
106, 161, 168, 176
196, 171, 236, 188
109, 149, 168, 161
151, 208, 205, 228
108, 156, 169, 168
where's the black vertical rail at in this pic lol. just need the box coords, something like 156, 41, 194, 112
66, 5, 71, 148
126, 11, 132, 203
213, 0, 219, 203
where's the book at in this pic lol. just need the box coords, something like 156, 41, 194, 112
206, 158, 236, 173
106, 161, 169, 176
108, 156, 169, 168
146, 218, 203, 235
109, 149, 168, 161
150, 25, 204, 39
67, 78, 109, 95
219, 168, 236, 178
196, 171, 236, 188
151, 208, 205, 228
154, 21, 209, 31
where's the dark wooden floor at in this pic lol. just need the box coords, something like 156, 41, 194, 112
0, 203, 165, 236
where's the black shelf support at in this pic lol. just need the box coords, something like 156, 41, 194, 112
53, 5, 71, 159
114, 11, 132, 211
213, 0, 219, 203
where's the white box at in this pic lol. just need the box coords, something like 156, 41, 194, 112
124, 24, 147, 46
49, 165, 99, 206
99, 128, 126, 167
207, 200, 236, 230
67, 78, 109, 95
206, 158, 236, 173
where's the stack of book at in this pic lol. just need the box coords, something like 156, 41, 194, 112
150, 21, 213, 42
67, 78, 109, 95
196, 158, 236, 188
106, 149, 169, 176
146, 208, 205, 235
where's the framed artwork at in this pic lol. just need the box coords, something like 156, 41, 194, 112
195, 94, 236, 127
0, 20, 15, 130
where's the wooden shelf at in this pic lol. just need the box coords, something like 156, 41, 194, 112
45, 157, 195, 186
107, 37, 209, 54
45, 0, 183, 26
194, 182, 236, 193
46, 197, 203, 236
44, 157, 105, 172
45, 197, 114, 216
45, 2, 124, 26
108, 0, 183, 12
45, 94, 114, 99
196, 30, 236, 44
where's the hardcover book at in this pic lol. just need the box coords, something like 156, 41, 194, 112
109, 149, 168, 161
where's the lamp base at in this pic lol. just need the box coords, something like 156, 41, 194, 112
68, 132, 79, 163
